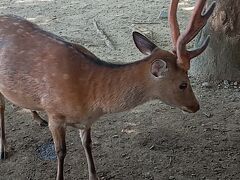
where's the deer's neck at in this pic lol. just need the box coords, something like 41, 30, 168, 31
89, 59, 151, 113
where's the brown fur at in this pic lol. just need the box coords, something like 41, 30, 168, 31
0, 14, 200, 180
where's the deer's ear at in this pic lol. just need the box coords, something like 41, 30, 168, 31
151, 60, 168, 78
133, 31, 157, 55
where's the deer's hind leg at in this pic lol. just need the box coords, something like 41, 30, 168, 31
32, 111, 48, 127
0, 93, 6, 160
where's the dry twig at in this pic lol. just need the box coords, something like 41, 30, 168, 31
93, 20, 115, 50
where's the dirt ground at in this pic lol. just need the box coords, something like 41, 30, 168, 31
0, 0, 240, 179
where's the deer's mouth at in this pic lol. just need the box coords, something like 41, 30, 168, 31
181, 104, 200, 113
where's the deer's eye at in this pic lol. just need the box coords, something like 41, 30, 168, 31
179, 82, 188, 90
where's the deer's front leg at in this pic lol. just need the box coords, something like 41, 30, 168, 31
0, 93, 6, 160
48, 115, 66, 180
80, 128, 98, 180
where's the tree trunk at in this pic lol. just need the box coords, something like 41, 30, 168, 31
190, 0, 240, 81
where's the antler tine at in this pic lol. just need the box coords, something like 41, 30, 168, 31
176, 0, 216, 71
168, 0, 180, 53
202, 2, 216, 22
182, 1, 216, 44
189, 35, 210, 59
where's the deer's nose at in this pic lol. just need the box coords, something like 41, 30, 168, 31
187, 103, 200, 113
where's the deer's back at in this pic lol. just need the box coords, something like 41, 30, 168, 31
0, 15, 99, 115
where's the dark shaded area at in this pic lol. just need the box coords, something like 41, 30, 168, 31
36, 139, 56, 160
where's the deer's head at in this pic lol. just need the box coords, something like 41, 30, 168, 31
133, 0, 215, 113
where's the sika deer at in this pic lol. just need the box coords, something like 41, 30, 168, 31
0, 0, 215, 179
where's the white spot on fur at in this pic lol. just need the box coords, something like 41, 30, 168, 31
17, 28, 24, 33
42, 76, 47, 81
34, 78, 40, 83
63, 74, 69, 80
19, 50, 25, 54
36, 63, 41, 67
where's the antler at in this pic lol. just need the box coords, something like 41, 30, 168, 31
168, 0, 216, 71
168, 0, 180, 53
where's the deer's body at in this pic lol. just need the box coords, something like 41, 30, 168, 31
0, 0, 215, 179
0, 15, 151, 127
0, 15, 195, 128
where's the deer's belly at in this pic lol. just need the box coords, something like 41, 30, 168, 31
0, 86, 43, 111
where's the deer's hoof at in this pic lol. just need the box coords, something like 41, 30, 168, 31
0, 151, 6, 160
89, 175, 98, 180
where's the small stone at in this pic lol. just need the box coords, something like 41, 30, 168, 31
223, 80, 229, 85
112, 135, 119, 138
159, 8, 168, 19
150, 145, 155, 150
189, 125, 196, 129
234, 81, 238, 86
143, 172, 153, 179
201, 82, 212, 88
169, 176, 175, 180
212, 125, 219, 130
203, 112, 213, 118
121, 153, 127, 157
